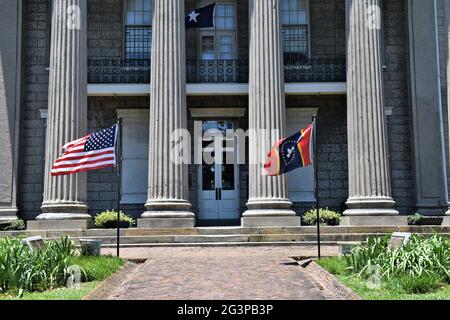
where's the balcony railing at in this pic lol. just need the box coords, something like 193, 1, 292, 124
284, 57, 346, 83
186, 59, 249, 83
87, 58, 346, 84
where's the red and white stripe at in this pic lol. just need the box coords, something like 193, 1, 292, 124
51, 134, 116, 176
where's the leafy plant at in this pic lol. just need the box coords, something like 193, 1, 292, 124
303, 208, 341, 226
344, 234, 450, 282
94, 210, 135, 229
408, 213, 423, 225
0, 220, 26, 231
0, 236, 76, 296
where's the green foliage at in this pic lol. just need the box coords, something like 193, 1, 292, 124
344, 234, 450, 282
0, 236, 75, 296
70, 255, 124, 282
0, 220, 26, 231
316, 257, 348, 275
387, 274, 444, 294
408, 213, 423, 225
303, 208, 341, 226
94, 210, 135, 229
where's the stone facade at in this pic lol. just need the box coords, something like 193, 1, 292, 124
5, 0, 450, 227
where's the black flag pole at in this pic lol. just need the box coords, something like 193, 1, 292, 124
116, 118, 123, 258
313, 115, 321, 259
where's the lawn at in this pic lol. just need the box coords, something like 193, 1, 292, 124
317, 257, 450, 300
0, 255, 124, 300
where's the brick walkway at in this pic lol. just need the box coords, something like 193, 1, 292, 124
100, 246, 349, 300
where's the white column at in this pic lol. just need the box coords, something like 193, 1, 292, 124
33, 0, 91, 230
139, 0, 195, 228
0, 0, 22, 221
342, 0, 406, 226
242, 0, 299, 227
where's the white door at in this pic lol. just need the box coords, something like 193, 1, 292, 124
198, 121, 240, 221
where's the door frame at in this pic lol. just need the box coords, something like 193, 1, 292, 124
197, 119, 240, 225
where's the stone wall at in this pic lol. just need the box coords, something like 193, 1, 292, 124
19, 0, 50, 220
286, 96, 348, 215
383, 0, 415, 215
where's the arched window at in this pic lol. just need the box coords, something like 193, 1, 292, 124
125, 0, 152, 60
282, 0, 309, 62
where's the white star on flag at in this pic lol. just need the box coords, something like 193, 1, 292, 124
188, 11, 200, 23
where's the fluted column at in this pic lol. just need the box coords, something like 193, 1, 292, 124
242, 0, 299, 227
35, 0, 91, 228
342, 0, 405, 226
139, 0, 194, 228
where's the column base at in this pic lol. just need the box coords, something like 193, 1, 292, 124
28, 219, 93, 231
140, 200, 195, 228
0, 207, 19, 221
243, 199, 298, 227
442, 212, 450, 226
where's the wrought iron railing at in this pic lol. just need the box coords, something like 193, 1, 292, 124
87, 58, 346, 84
284, 57, 346, 83
186, 59, 249, 83
88, 59, 151, 84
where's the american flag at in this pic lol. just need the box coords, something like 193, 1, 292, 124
51, 125, 118, 176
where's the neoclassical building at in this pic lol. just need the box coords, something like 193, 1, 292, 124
1, 0, 450, 229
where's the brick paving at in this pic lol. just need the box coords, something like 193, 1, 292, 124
100, 246, 350, 300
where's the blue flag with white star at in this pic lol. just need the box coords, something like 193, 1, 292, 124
186, 3, 215, 29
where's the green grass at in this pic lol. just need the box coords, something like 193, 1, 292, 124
0, 282, 100, 300
70, 255, 125, 282
317, 257, 450, 300
0, 255, 124, 300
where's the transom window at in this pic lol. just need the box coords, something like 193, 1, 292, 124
282, 0, 309, 61
125, 0, 152, 60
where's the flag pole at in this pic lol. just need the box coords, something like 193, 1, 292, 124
313, 114, 321, 259
116, 118, 123, 258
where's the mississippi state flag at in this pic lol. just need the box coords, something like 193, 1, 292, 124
51, 125, 118, 176
264, 123, 314, 176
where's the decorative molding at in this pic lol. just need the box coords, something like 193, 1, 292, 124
87, 82, 347, 96
189, 107, 246, 118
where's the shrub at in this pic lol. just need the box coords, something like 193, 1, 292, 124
94, 210, 135, 229
0, 236, 75, 296
303, 208, 341, 226
344, 234, 450, 282
0, 219, 26, 231
408, 213, 423, 225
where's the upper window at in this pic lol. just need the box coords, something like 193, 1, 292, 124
281, 0, 309, 61
198, 2, 237, 60
125, 0, 153, 60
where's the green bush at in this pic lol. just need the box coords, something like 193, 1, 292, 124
303, 208, 341, 226
408, 213, 423, 225
344, 234, 450, 282
0, 236, 75, 296
0, 219, 26, 231
94, 210, 135, 229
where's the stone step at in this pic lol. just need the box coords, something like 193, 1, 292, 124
44, 232, 450, 245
